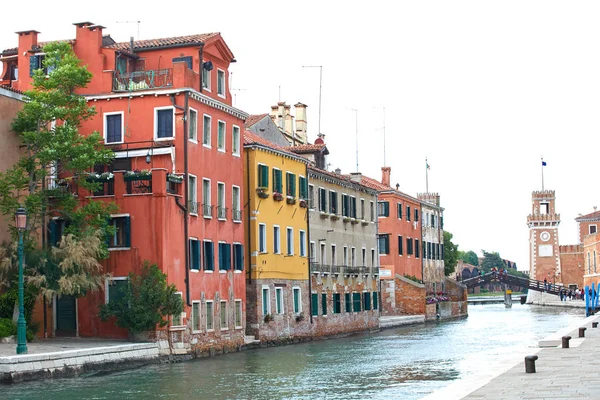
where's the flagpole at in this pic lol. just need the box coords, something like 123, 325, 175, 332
541, 157, 544, 191
426, 158, 429, 194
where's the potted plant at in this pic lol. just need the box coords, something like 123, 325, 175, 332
256, 187, 269, 199
295, 312, 305, 322
343, 216, 351, 223
273, 192, 284, 201
299, 199, 308, 208
286, 196, 296, 205
86, 171, 114, 183
264, 313, 274, 323
124, 169, 152, 181
167, 173, 184, 184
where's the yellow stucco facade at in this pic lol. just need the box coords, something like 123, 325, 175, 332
244, 140, 309, 281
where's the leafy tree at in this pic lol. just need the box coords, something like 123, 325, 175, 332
99, 262, 184, 334
480, 250, 505, 273
0, 42, 116, 298
460, 250, 479, 266
443, 231, 459, 276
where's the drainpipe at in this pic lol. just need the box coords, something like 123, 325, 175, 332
246, 148, 252, 284
306, 164, 312, 324
198, 43, 205, 93
171, 92, 191, 307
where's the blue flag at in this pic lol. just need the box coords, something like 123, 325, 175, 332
542, 160, 547, 166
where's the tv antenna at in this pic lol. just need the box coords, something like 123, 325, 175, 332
116, 20, 141, 39
230, 72, 246, 107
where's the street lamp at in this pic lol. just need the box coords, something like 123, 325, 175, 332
15, 207, 27, 354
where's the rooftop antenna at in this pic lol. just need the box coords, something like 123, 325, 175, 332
116, 20, 141, 39
229, 72, 245, 107
302, 65, 323, 138
374, 107, 386, 166
350, 108, 359, 172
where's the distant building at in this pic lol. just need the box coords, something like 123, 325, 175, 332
576, 209, 600, 289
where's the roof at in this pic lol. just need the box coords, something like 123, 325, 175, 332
0, 84, 24, 96
308, 166, 377, 195
285, 143, 328, 154
243, 131, 308, 162
244, 113, 269, 127
576, 210, 600, 222
1, 39, 75, 56
105, 32, 220, 52
358, 174, 424, 204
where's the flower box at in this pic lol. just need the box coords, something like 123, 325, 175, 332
343, 216, 351, 223
361, 220, 369, 226
299, 199, 308, 208
330, 214, 340, 221
86, 172, 114, 183
264, 314, 274, 323
273, 192, 284, 201
351, 218, 359, 224
124, 170, 152, 181
286, 197, 296, 205
167, 173, 184, 184
295, 313, 305, 322
256, 187, 269, 199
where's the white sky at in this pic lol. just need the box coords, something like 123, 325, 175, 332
2, 1, 598, 271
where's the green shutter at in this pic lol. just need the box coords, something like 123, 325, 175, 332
218, 243, 224, 270
384, 202, 389, 217
345, 293, 351, 312
373, 292, 379, 310
259, 165, 269, 188
49, 220, 58, 247
29, 55, 40, 77
299, 177, 307, 199
311, 293, 319, 316
225, 243, 231, 270
291, 174, 296, 197
124, 216, 131, 248
321, 293, 327, 315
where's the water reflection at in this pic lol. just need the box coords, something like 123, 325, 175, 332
3, 305, 584, 400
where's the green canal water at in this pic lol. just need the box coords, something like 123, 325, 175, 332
4, 304, 585, 400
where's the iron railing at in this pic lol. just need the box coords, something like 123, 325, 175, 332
46, 177, 78, 196
217, 207, 227, 220
203, 204, 213, 217
127, 179, 152, 194
113, 68, 173, 92
93, 181, 115, 196
188, 201, 200, 215
232, 209, 242, 221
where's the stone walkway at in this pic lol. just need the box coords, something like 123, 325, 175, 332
422, 314, 600, 400
0, 337, 129, 357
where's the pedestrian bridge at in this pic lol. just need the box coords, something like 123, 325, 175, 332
460, 272, 561, 295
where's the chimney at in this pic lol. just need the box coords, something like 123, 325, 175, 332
295, 102, 307, 144
73, 22, 104, 54
284, 105, 294, 138
381, 167, 391, 187
16, 30, 40, 90
335, 168, 341, 175
395, 183, 399, 191
349, 172, 362, 183
277, 102, 286, 131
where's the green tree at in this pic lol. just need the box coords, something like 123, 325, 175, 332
443, 231, 459, 276
0, 42, 115, 298
460, 250, 479, 266
99, 262, 184, 334
480, 250, 505, 273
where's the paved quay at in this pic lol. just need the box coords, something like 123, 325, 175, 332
422, 313, 600, 400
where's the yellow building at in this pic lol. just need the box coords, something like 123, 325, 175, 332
243, 131, 310, 341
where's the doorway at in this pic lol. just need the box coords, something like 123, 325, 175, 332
55, 295, 77, 337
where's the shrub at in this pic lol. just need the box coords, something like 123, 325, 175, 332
0, 318, 17, 338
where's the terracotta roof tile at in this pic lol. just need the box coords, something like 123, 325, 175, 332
358, 174, 392, 191
309, 167, 377, 194
244, 114, 268, 127
285, 143, 327, 153
576, 210, 600, 221
106, 33, 219, 51
243, 131, 308, 161
2, 39, 75, 55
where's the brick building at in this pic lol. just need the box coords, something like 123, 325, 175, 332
576, 210, 600, 289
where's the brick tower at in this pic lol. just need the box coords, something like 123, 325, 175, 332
527, 190, 561, 282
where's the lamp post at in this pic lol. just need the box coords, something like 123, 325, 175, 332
15, 207, 27, 355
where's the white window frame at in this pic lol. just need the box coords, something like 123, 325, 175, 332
308, 184, 315, 209
103, 111, 124, 145
104, 276, 127, 304
217, 120, 226, 152
360, 198, 365, 220
191, 300, 202, 333
310, 241, 316, 263
205, 300, 214, 331
273, 225, 281, 254
371, 248, 376, 268
203, 178, 211, 219
188, 108, 198, 143
293, 286, 302, 314
299, 230, 307, 257
188, 174, 198, 216
262, 285, 271, 316
189, 237, 200, 272
220, 300, 228, 330
362, 247, 367, 267
232, 185, 241, 222
217, 181, 226, 221
343, 246, 348, 267
351, 246, 356, 267
320, 243, 326, 265
202, 67, 211, 92
234, 299, 243, 329
275, 287, 284, 315
232, 125, 240, 157
331, 244, 337, 266
172, 292, 184, 327
154, 106, 175, 141
217, 68, 226, 98
287, 227, 294, 256
370, 200, 375, 222
259, 223, 267, 253
203, 114, 212, 148
272, 167, 282, 194
590, 225, 597, 235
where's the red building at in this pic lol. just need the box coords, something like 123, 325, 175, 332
1, 23, 247, 353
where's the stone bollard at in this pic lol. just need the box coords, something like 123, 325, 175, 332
562, 336, 571, 348
525, 355, 538, 373
593, 322, 598, 328
579, 327, 587, 338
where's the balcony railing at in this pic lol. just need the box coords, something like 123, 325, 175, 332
232, 209, 242, 222
126, 179, 152, 194
93, 181, 115, 196
188, 201, 200, 215
46, 177, 78, 197
203, 204, 213, 218
217, 207, 227, 220
113, 69, 173, 92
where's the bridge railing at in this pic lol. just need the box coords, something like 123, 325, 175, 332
461, 271, 561, 295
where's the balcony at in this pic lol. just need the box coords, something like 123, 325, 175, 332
126, 178, 152, 194
188, 201, 200, 215
46, 177, 79, 197
217, 206, 227, 220
203, 204, 213, 218
113, 69, 173, 92
232, 209, 242, 222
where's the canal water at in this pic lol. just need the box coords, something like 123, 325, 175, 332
4, 304, 585, 400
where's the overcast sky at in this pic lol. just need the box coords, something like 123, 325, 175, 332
2, 1, 598, 271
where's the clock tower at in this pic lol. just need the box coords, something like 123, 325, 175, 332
527, 190, 561, 282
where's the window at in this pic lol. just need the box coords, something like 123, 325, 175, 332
202, 65, 211, 90
427, 242, 432, 260
104, 112, 123, 144
414, 208, 419, 222
299, 230, 306, 257
173, 293, 184, 326
591, 225, 598, 235
415, 240, 420, 259
360, 199, 365, 220
232, 186, 241, 221
217, 120, 226, 151
275, 287, 284, 314
321, 293, 327, 315
407, 238, 413, 255
273, 226, 281, 254
287, 227, 294, 255
203, 179, 212, 217
203, 241, 215, 271
206, 301, 214, 330
406, 205, 411, 222
258, 164, 269, 189
155, 107, 174, 139
233, 243, 244, 270
235, 300, 242, 328
363, 292, 371, 311
273, 168, 283, 193
353, 293, 361, 312
310, 241, 316, 263
343, 246, 348, 266
333, 293, 341, 314
188, 175, 197, 214
351, 247, 356, 267
362, 248, 367, 267
345, 293, 351, 313
397, 203, 403, 219
371, 249, 376, 268
378, 201, 389, 217
105, 277, 127, 304
331, 244, 337, 266
189, 238, 201, 270
259, 224, 267, 253
350, 196, 357, 218
319, 188, 327, 211
311, 293, 319, 316
540, 202, 549, 215
232, 125, 240, 156
218, 242, 231, 270
320, 243, 326, 265
189, 109, 198, 141
217, 69, 225, 97
370, 201, 375, 221
329, 191, 338, 214
423, 242, 427, 259
398, 235, 403, 255
378, 234, 389, 255
293, 287, 301, 314
108, 216, 131, 248
217, 182, 226, 220
220, 301, 228, 330
342, 194, 349, 217
373, 292, 379, 310
203, 114, 211, 146
262, 286, 270, 316
192, 301, 201, 332
309, 185, 315, 208
299, 176, 307, 200
286, 172, 296, 197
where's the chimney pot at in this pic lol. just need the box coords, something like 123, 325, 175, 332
335, 168, 341, 175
